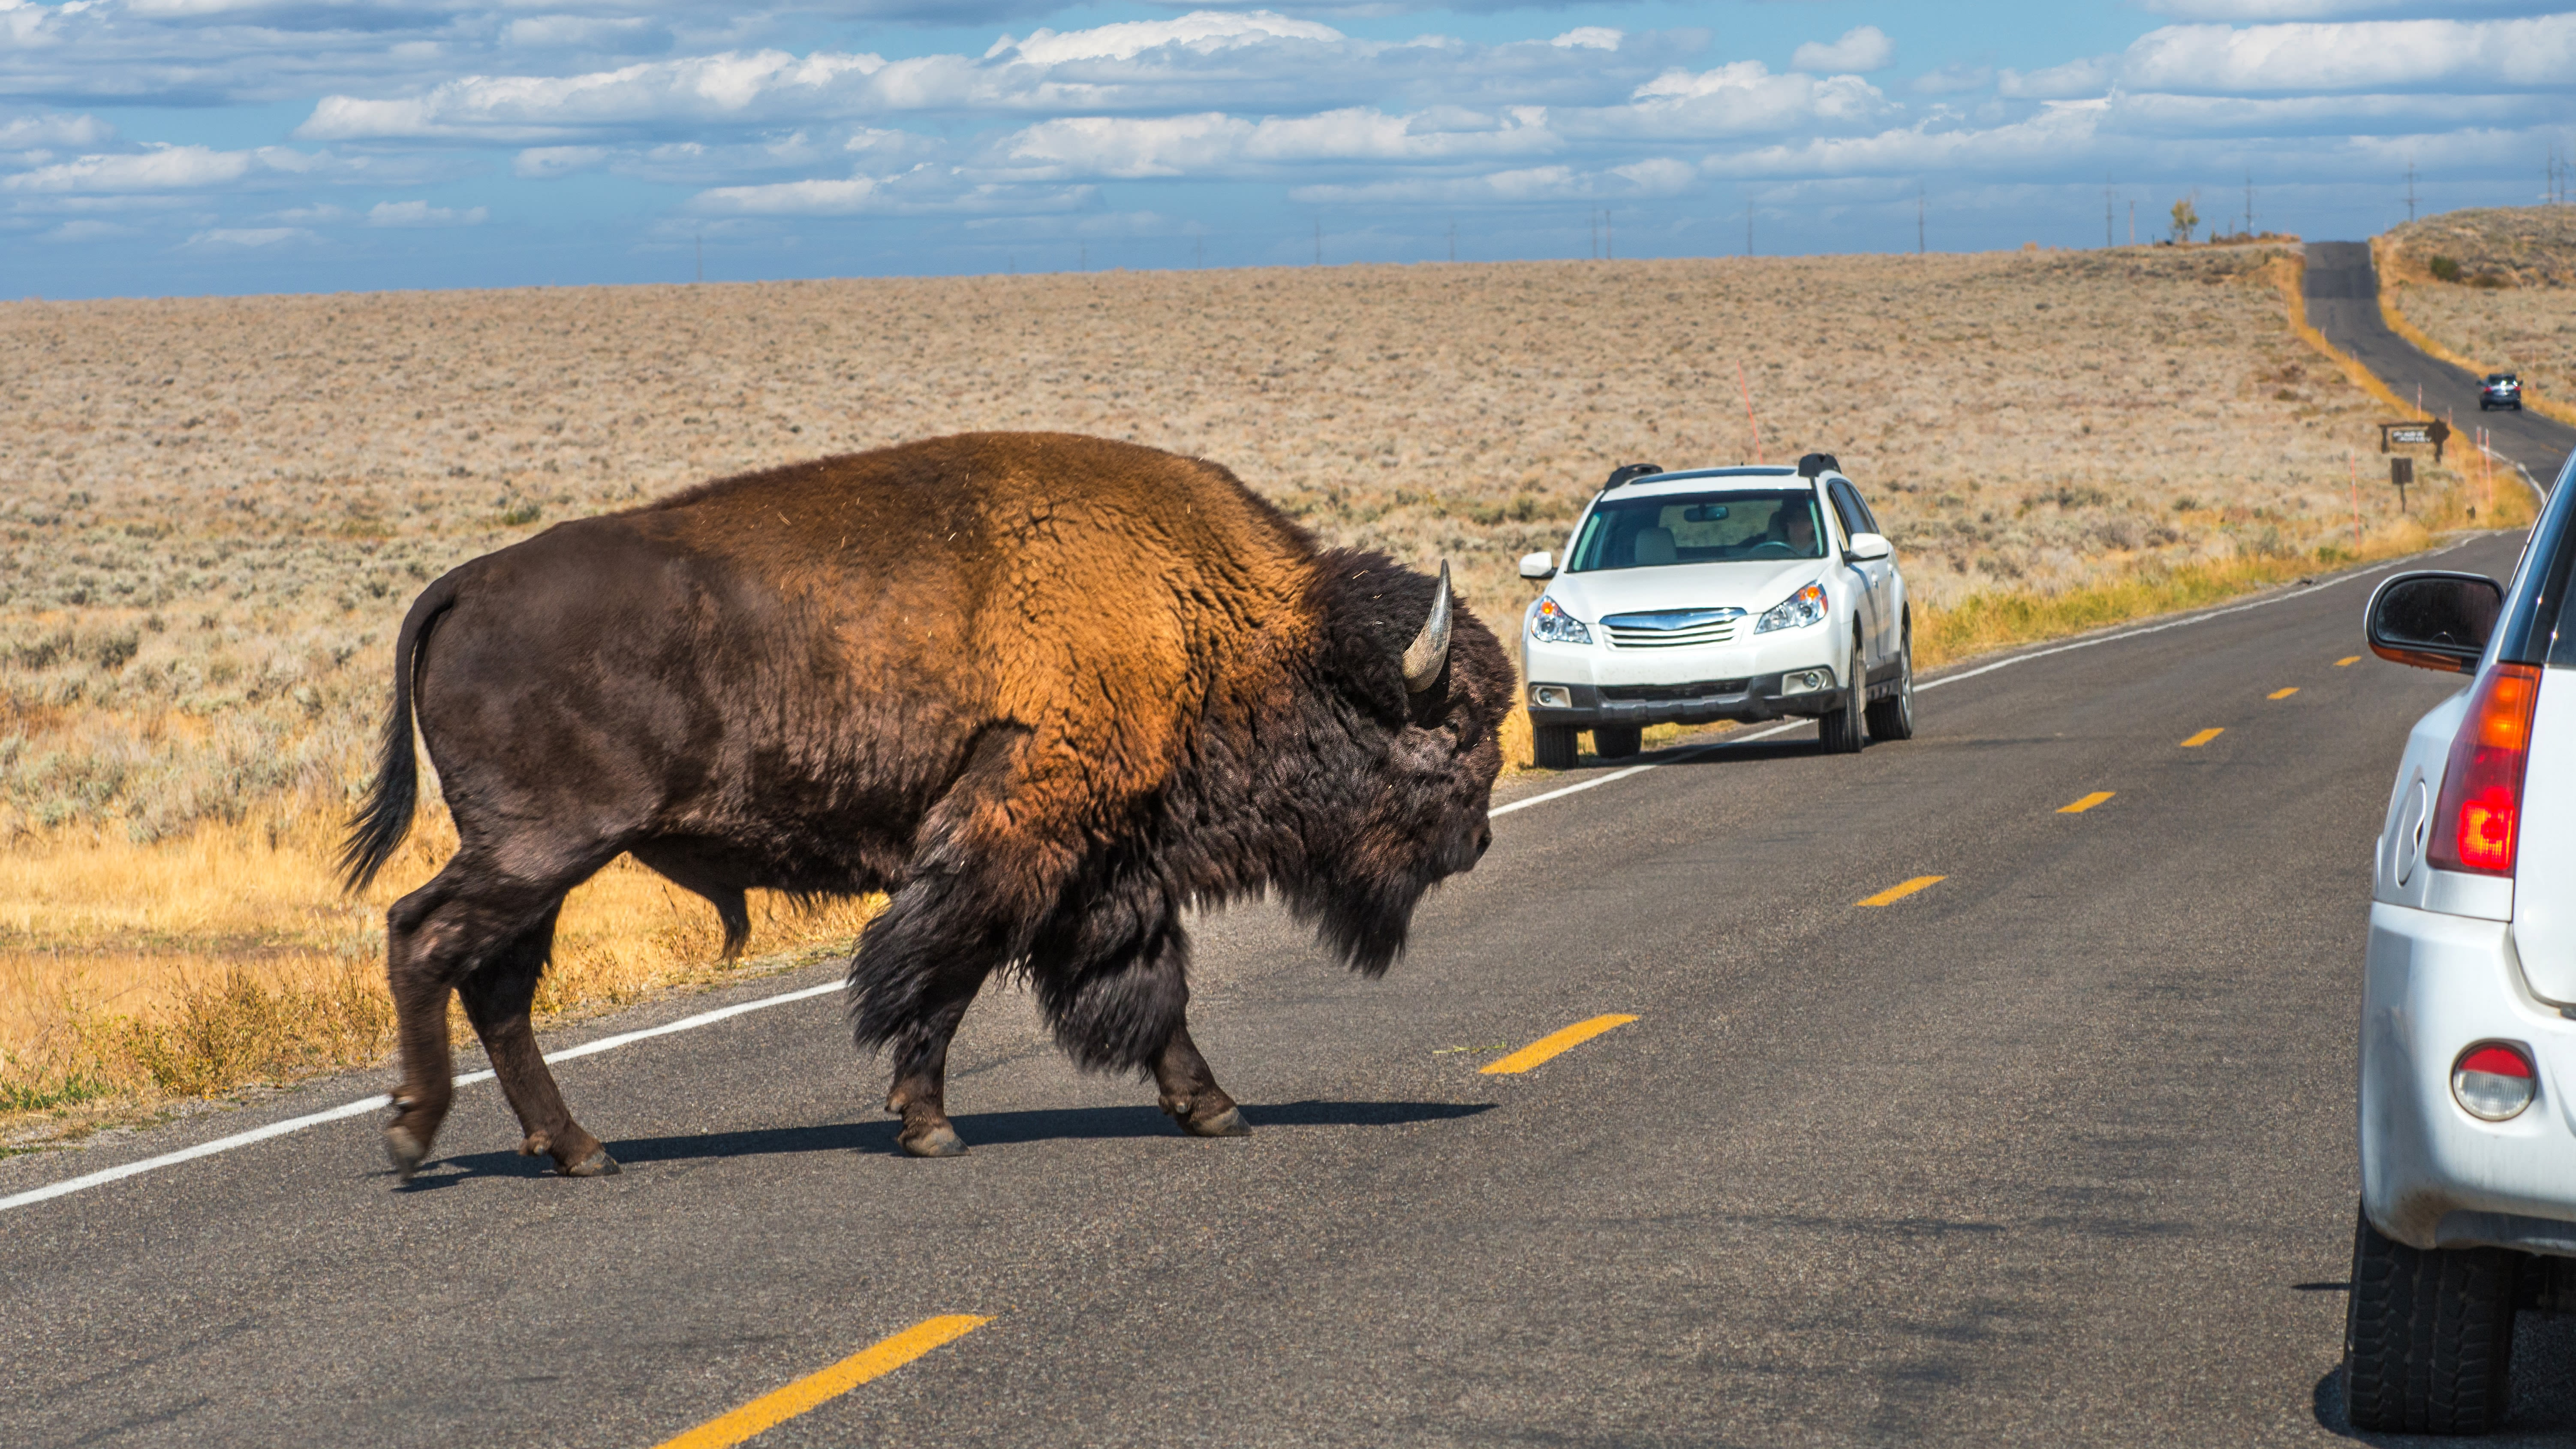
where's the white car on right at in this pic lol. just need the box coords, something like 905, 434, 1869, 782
2347, 458, 2576, 1435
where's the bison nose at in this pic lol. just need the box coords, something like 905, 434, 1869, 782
1475, 825, 1493, 859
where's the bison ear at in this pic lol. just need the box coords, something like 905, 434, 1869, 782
1401, 561, 1453, 694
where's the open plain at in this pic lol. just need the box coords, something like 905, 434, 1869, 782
0, 244, 2507, 1142
2381, 206, 2576, 422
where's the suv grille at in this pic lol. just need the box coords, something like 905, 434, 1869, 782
1600, 680, 1750, 702
1602, 608, 1743, 649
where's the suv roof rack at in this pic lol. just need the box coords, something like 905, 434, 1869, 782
1602, 462, 1665, 491
1796, 452, 1841, 479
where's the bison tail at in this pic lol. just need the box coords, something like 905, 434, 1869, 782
339, 575, 460, 894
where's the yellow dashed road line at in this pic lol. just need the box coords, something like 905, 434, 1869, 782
1857, 875, 1947, 907
2180, 728, 2224, 747
2058, 791, 2116, 814
2337, 656, 2362, 666
1480, 1015, 1638, 1075
655, 1316, 992, 1449
2269, 687, 2299, 700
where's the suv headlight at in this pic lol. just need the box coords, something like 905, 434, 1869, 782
1755, 581, 1828, 633
1529, 596, 1592, 645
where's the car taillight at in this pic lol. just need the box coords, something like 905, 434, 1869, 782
2453, 1042, 2537, 1121
2426, 663, 2541, 876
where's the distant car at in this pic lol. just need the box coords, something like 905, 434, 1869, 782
2343, 460, 2576, 1434
1515, 454, 1912, 769
2480, 373, 2522, 411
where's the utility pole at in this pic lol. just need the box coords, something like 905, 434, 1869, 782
1314, 220, 1321, 265
1748, 199, 1754, 258
2129, 199, 2136, 246
1917, 184, 1925, 255
2106, 183, 2115, 248
2245, 171, 2254, 238
2407, 160, 2417, 223
1195, 234, 1203, 268
1606, 208, 1613, 261
1447, 218, 1457, 262
695, 233, 702, 284
1590, 211, 1598, 260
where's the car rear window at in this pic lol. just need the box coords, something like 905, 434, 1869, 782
2491, 457, 2576, 668
1567, 490, 1827, 571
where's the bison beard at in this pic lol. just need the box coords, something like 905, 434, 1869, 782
343, 432, 1512, 1177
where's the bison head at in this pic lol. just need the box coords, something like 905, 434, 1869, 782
1285, 551, 1515, 976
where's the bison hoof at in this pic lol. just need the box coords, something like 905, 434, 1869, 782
1182, 1106, 1251, 1139
557, 1147, 621, 1178
516, 1130, 552, 1158
384, 1125, 429, 1184
900, 1124, 967, 1158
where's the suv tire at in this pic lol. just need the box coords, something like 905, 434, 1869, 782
1865, 624, 1916, 743
2344, 1204, 2521, 1434
1592, 724, 1643, 760
1531, 724, 1579, 771
1817, 635, 1866, 754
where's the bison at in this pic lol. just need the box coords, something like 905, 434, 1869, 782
342, 431, 1513, 1178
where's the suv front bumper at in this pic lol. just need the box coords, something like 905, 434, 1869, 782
1523, 670, 1840, 730
2361, 899, 2576, 1257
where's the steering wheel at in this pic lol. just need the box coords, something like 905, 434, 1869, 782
1745, 540, 1794, 557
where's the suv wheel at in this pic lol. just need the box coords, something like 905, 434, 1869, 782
1817, 634, 1866, 754
1591, 724, 1643, 760
1530, 724, 1578, 771
2344, 1204, 2521, 1434
1865, 625, 1915, 743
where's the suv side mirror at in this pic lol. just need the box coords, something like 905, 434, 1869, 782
2367, 571, 2503, 673
1519, 550, 1556, 580
1845, 532, 1892, 563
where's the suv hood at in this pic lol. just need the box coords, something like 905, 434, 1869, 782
1541, 559, 1828, 620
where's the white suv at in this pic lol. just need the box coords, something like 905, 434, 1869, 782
1516, 455, 1913, 768
2346, 461, 2576, 1434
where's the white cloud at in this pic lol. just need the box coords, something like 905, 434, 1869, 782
501, 16, 664, 52
988, 10, 1341, 65
0, 111, 114, 151
1551, 27, 1621, 51
1628, 61, 1892, 136
181, 225, 319, 248
0, 143, 315, 193
995, 106, 1559, 179
39, 218, 136, 242
1997, 57, 2108, 99
268, 202, 350, 222
1792, 26, 1893, 75
366, 199, 486, 225
300, 51, 893, 142
513, 144, 606, 178
2119, 15, 2576, 93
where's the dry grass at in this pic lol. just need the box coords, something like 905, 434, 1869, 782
2380, 207, 2576, 430
0, 243, 2486, 1144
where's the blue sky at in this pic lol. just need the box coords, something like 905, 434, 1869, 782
3, 0, 2571, 298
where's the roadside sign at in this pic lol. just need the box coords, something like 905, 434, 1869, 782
2380, 419, 2450, 462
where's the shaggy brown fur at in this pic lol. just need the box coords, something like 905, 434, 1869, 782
344, 431, 1513, 1177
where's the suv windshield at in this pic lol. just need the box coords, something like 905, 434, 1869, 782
1567, 490, 1826, 571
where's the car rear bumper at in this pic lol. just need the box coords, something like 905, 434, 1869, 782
1523, 671, 1838, 729
2360, 899, 2576, 1257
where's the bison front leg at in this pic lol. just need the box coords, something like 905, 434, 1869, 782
1154, 1022, 1249, 1139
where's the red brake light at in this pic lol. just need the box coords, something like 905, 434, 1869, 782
2426, 663, 2541, 876
2460, 1045, 2534, 1079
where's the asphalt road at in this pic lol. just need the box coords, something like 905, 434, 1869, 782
9, 526, 2573, 1446
2304, 240, 2576, 487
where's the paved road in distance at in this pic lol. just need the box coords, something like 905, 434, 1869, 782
2304, 239, 2576, 488
9, 533, 2574, 1446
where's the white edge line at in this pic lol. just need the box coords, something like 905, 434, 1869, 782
0, 981, 842, 1213
0, 537, 2499, 1213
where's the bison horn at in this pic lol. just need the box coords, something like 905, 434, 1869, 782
1401, 561, 1454, 694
